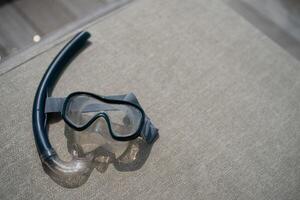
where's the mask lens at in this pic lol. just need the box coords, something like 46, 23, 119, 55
64, 94, 143, 137
107, 104, 142, 137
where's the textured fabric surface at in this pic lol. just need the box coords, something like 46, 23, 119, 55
1, 0, 300, 199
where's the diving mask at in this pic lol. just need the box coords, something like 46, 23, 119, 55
45, 91, 157, 143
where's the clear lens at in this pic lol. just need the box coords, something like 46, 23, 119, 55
65, 94, 142, 137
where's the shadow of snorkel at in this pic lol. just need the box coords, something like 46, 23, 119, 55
42, 121, 156, 188
64, 122, 155, 174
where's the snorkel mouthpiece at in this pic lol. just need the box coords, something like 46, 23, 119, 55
32, 32, 93, 187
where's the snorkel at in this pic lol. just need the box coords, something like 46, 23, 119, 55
32, 32, 93, 188
32, 31, 158, 188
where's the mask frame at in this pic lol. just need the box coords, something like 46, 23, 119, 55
61, 91, 145, 141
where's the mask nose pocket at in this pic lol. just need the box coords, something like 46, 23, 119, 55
92, 117, 110, 138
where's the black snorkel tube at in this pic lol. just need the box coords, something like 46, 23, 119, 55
33, 31, 90, 159
32, 32, 93, 188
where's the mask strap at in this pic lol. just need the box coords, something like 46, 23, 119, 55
45, 97, 66, 113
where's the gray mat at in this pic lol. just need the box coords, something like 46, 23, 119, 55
227, 0, 300, 62
0, 0, 300, 199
